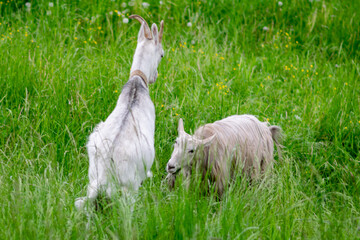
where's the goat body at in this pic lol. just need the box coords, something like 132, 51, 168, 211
76, 15, 164, 209
87, 78, 155, 195
166, 115, 281, 196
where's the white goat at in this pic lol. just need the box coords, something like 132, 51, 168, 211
75, 15, 164, 209
166, 115, 281, 197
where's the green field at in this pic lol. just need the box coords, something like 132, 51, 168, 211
1, 0, 359, 239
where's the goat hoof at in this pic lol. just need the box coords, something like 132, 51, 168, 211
75, 197, 87, 210
147, 170, 153, 178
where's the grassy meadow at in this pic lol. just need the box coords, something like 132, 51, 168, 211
1, 0, 360, 239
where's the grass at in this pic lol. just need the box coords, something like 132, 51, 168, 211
1, 0, 359, 239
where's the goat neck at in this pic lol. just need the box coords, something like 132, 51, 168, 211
129, 15, 164, 85
130, 41, 159, 85
130, 69, 148, 87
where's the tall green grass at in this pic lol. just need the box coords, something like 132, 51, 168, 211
0, 0, 359, 239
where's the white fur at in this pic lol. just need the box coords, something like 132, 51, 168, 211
75, 17, 164, 210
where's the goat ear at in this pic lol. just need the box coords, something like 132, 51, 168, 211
137, 24, 146, 42
151, 23, 159, 44
178, 118, 184, 133
197, 134, 216, 147
159, 20, 164, 43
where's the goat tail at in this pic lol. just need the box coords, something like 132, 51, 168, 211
269, 125, 283, 161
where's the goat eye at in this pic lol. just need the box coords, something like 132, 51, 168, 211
188, 149, 194, 153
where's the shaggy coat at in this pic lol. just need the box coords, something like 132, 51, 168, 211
166, 115, 281, 196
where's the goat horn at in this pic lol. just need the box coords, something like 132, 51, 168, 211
129, 14, 152, 40
159, 20, 164, 43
